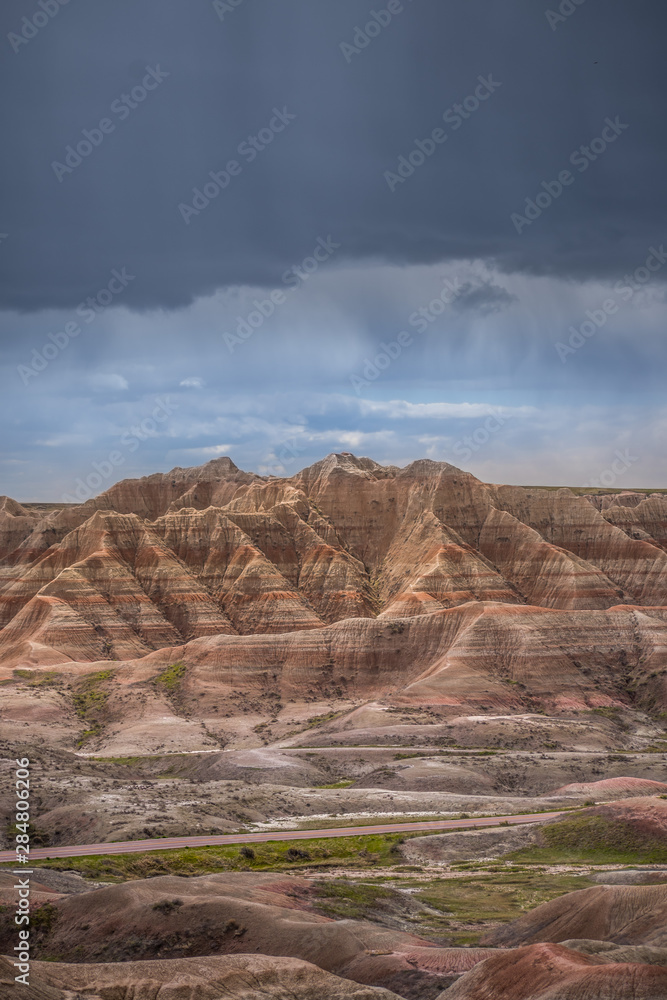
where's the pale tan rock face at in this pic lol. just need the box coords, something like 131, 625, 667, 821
0, 453, 665, 683
600, 493, 667, 550
0, 496, 42, 561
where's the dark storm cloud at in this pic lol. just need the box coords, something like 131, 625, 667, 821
451, 279, 516, 315
1, 0, 666, 313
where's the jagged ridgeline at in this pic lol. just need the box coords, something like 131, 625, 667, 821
0, 452, 666, 755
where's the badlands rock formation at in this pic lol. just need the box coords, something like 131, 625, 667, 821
551, 777, 667, 798
0, 872, 492, 996
438, 942, 667, 999
582, 795, 667, 840
483, 883, 667, 948
1, 453, 667, 661
1, 454, 666, 754
0, 954, 404, 1000
2, 455, 666, 1000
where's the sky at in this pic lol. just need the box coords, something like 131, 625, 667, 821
1, 0, 666, 500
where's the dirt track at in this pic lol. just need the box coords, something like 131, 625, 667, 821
0, 810, 564, 861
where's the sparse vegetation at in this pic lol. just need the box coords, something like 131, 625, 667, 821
305, 710, 343, 728
4, 820, 51, 850
314, 881, 398, 921
414, 870, 594, 945
223, 918, 246, 936
152, 898, 183, 914
511, 813, 667, 865
388, 621, 405, 634
13, 669, 61, 687
285, 847, 311, 861
153, 662, 186, 692
23, 832, 416, 880
279, 812, 479, 831
73, 669, 114, 745
393, 749, 499, 760
31, 902, 59, 933
585, 706, 630, 731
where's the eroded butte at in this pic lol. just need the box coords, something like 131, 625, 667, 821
2, 453, 667, 1000
0, 453, 666, 756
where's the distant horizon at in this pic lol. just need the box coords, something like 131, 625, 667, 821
6, 450, 667, 504
2, 2, 665, 502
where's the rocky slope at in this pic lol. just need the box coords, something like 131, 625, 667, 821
551, 777, 667, 798
0, 954, 403, 1000
1, 454, 666, 755
438, 942, 667, 999
0, 872, 490, 997
483, 883, 667, 948
2, 454, 667, 666
2, 599, 667, 755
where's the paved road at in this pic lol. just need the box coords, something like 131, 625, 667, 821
0, 811, 564, 862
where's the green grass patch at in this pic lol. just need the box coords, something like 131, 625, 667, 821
73, 670, 114, 745
414, 870, 594, 946
4, 821, 50, 850
281, 813, 476, 830
510, 813, 667, 865
94, 755, 162, 766
286, 808, 576, 831
13, 669, 61, 687
31, 902, 59, 933
584, 707, 630, 731
152, 662, 186, 692
393, 750, 499, 760
315, 780, 355, 789
313, 880, 400, 921
305, 710, 344, 728
20, 833, 414, 881
88, 753, 193, 779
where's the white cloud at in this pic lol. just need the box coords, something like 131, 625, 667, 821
357, 399, 537, 420
89, 373, 129, 391
35, 432, 93, 447
179, 376, 205, 388
166, 444, 233, 459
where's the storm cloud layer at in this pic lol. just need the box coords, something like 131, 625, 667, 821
0, 0, 665, 496
2, 0, 666, 309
